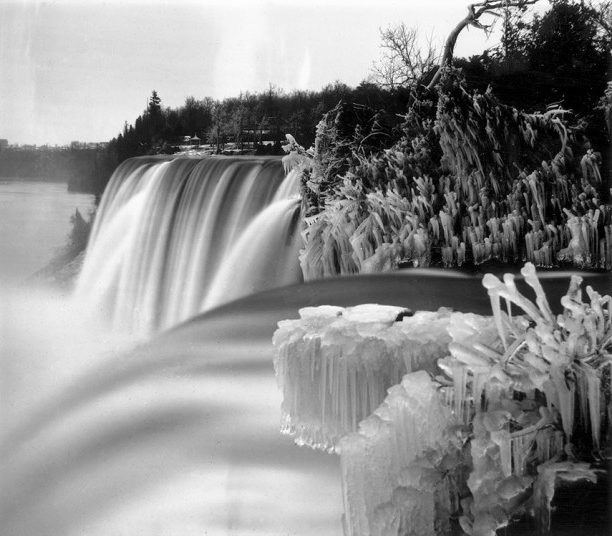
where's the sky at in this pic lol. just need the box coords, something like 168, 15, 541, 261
1, 0, 551, 146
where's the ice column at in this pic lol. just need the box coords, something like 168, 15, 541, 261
339, 371, 463, 536
272, 305, 454, 452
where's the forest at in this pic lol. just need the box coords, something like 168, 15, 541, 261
62, 81, 409, 194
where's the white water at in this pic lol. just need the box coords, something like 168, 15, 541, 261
202, 196, 303, 309
1, 158, 342, 536
75, 155, 302, 336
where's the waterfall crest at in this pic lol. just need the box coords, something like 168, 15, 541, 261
76, 155, 302, 335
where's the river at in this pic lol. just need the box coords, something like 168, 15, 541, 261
0, 180, 95, 285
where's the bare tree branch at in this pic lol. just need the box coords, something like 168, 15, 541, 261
427, 0, 541, 90
589, 0, 612, 38
371, 24, 440, 89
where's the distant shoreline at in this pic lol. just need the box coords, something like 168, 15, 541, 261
0, 176, 68, 184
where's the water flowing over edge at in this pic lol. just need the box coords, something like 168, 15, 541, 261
75, 155, 302, 336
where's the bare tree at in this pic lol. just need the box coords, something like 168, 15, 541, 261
589, 0, 612, 38
371, 23, 440, 89
427, 0, 541, 90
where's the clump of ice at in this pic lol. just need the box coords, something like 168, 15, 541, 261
272, 305, 453, 451
442, 264, 608, 535
339, 371, 463, 536
273, 264, 610, 535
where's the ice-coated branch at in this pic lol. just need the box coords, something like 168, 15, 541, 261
281, 133, 312, 175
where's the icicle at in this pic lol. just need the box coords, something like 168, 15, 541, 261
521, 263, 554, 324
272, 305, 453, 451
339, 371, 461, 536
583, 365, 601, 447
510, 429, 533, 476
442, 246, 454, 267
550, 365, 575, 440
482, 274, 509, 350
491, 427, 512, 477
452, 363, 470, 424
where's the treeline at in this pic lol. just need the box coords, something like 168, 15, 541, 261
115, 83, 410, 155
0, 83, 409, 195
72, 82, 411, 194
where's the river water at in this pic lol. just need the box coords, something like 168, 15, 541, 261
0, 180, 95, 285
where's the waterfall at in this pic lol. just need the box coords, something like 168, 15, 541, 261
76, 155, 303, 335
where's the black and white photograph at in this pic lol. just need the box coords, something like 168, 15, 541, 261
1, 0, 611, 534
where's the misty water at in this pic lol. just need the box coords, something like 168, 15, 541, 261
0, 164, 344, 536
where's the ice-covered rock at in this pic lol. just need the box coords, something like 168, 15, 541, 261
339, 371, 463, 536
273, 264, 611, 535
272, 305, 453, 451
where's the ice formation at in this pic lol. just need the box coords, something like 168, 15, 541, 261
435, 264, 608, 535
273, 263, 611, 535
339, 371, 463, 536
272, 305, 454, 451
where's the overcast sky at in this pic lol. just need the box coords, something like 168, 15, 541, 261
1, 0, 549, 146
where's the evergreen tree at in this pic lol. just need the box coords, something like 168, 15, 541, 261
148, 90, 161, 116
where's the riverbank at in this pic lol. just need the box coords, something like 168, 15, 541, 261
27, 249, 86, 290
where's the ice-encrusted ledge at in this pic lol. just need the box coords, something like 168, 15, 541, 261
272, 264, 611, 536
272, 304, 455, 452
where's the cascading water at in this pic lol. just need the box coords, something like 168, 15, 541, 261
75, 155, 303, 335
